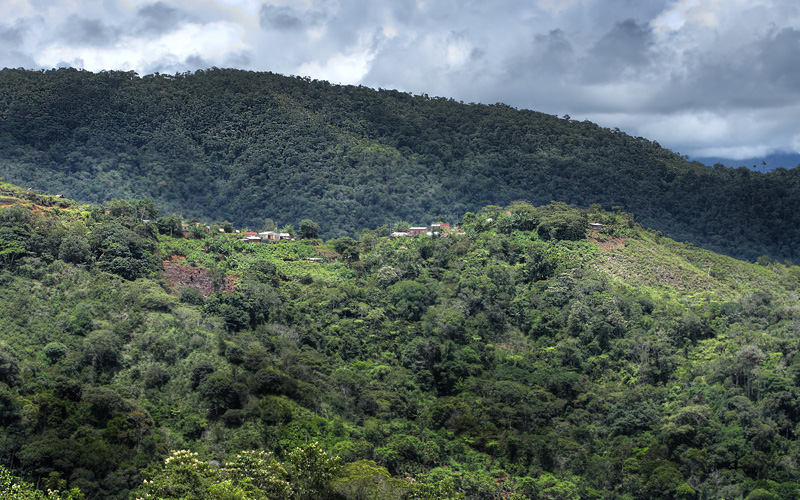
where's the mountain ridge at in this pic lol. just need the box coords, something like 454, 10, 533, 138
0, 67, 798, 262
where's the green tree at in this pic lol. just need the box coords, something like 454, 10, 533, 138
332, 460, 408, 500
286, 442, 342, 500
43, 342, 68, 365
332, 237, 360, 261
0, 346, 21, 387
298, 219, 320, 239
390, 280, 431, 321
157, 214, 184, 237
223, 450, 292, 500
0, 226, 26, 267
0, 465, 84, 499
58, 234, 91, 264
198, 373, 240, 416
536, 202, 587, 241
131, 450, 218, 500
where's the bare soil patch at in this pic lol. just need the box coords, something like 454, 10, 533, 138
162, 260, 236, 297
590, 234, 626, 251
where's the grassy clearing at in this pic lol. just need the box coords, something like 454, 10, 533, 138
590, 230, 800, 302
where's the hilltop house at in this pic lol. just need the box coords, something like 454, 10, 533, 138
241, 232, 261, 243
259, 231, 280, 242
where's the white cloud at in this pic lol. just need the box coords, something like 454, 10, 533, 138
38, 20, 247, 72
297, 49, 373, 84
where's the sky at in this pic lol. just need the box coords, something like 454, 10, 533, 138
2, 0, 800, 165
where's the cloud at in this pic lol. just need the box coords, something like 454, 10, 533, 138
39, 19, 248, 74
758, 27, 800, 90
581, 19, 655, 83
0, 20, 29, 46
134, 2, 191, 35
0, 50, 37, 69
58, 15, 120, 47
259, 5, 306, 31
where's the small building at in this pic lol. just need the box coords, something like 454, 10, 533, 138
408, 227, 428, 236
259, 231, 280, 242
279, 233, 292, 240
588, 223, 604, 231
391, 232, 410, 238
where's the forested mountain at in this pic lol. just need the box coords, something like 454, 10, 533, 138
0, 68, 798, 262
1, 183, 800, 499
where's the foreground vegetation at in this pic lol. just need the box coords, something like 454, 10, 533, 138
1, 184, 800, 499
0, 68, 799, 261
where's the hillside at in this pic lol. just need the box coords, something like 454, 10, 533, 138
0, 68, 798, 262
1, 186, 800, 499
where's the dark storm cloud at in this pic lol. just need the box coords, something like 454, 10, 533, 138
758, 27, 800, 89
650, 25, 800, 113
259, 5, 326, 31
320, 1, 376, 50
0, 50, 37, 69
576, 0, 669, 32
582, 19, 655, 82
134, 2, 190, 35
259, 5, 302, 31
507, 29, 575, 79
59, 15, 120, 46
0, 20, 29, 46
224, 50, 254, 68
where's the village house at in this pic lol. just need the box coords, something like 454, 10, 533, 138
408, 227, 428, 236
259, 231, 280, 242
241, 231, 261, 243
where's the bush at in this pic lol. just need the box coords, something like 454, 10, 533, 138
179, 287, 205, 305
58, 234, 91, 264
143, 364, 171, 389
43, 342, 68, 364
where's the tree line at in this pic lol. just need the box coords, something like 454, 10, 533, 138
0, 68, 798, 262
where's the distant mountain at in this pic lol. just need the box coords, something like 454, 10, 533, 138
694, 152, 800, 173
0, 67, 798, 261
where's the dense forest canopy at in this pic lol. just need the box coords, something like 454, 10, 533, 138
1, 182, 800, 499
0, 67, 798, 262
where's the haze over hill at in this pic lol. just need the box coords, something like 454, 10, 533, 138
0, 68, 798, 262
694, 153, 800, 173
